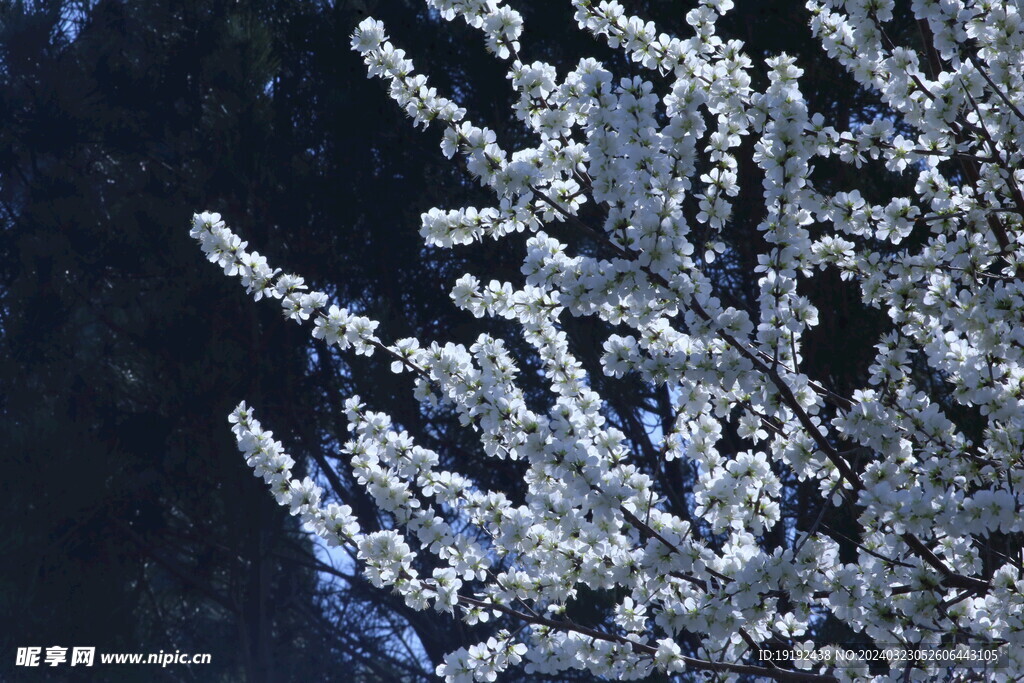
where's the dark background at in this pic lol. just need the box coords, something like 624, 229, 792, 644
0, 0, 921, 680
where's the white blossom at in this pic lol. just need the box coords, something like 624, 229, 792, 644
192, 0, 1024, 679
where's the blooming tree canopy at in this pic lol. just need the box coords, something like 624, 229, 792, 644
190, 0, 1024, 679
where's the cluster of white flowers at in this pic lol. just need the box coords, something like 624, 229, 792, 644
192, 0, 1024, 679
